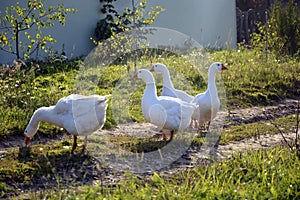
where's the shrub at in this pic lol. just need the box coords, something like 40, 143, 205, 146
94, 0, 164, 42
251, 0, 300, 58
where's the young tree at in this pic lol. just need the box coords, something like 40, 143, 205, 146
92, 0, 164, 72
0, 0, 76, 61
251, 0, 300, 57
94, 0, 164, 42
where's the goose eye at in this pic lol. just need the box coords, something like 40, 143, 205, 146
217, 63, 220, 66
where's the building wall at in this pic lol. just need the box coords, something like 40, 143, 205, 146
0, 0, 100, 64
149, 0, 237, 49
0, 0, 236, 64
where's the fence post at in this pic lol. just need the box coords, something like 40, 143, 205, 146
132, 0, 137, 72
265, 10, 268, 60
245, 11, 249, 44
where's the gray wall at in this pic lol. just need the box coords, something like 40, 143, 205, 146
148, 0, 237, 49
0, 0, 100, 63
0, 0, 236, 64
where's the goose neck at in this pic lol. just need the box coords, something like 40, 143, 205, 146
162, 70, 174, 89
207, 68, 217, 93
32, 107, 60, 126
145, 82, 158, 98
28, 109, 41, 128
143, 82, 157, 101
25, 108, 46, 138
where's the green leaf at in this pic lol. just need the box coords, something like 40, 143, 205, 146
27, 1, 32, 8
1, 0, 76, 60
151, 172, 162, 184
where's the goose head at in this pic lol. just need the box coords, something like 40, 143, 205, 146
24, 123, 38, 146
150, 63, 168, 73
133, 69, 155, 84
210, 62, 228, 72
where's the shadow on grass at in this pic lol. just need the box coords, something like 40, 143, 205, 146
109, 134, 171, 153
1, 140, 100, 198
120, 139, 169, 153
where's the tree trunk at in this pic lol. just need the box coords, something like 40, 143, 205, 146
15, 21, 20, 60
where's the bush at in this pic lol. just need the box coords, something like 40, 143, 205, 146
94, 0, 163, 42
251, 0, 300, 58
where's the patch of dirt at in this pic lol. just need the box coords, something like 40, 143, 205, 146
225, 98, 299, 127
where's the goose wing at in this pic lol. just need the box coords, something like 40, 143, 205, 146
157, 96, 196, 130
54, 94, 108, 117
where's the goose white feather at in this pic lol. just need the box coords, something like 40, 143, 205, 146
192, 62, 228, 128
24, 94, 109, 150
134, 69, 196, 140
150, 63, 194, 103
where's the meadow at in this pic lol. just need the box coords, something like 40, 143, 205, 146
0, 47, 299, 199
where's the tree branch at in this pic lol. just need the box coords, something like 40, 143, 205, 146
28, 41, 41, 56
21, 7, 35, 23
19, 7, 61, 32
0, 46, 16, 55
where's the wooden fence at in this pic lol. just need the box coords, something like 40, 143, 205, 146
236, 7, 267, 45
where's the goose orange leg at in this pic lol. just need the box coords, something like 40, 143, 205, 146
72, 135, 78, 153
72, 135, 87, 153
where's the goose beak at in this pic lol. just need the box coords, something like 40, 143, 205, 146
221, 64, 228, 72
24, 134, 31, 146
149, 66, 154, 72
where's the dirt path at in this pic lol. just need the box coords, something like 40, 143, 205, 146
225, 98, 298, 127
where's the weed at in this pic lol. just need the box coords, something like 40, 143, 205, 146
270, 100, 300, 158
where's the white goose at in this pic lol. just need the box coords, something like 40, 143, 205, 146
24, 94, 109, 151
133, 69, 196, 140
150, 63, 194, 103
192, 62, 228, 129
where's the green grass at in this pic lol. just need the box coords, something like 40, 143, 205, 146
21, 147, 300, 199
211, 48, 300, 107
0, 138, 93, 197
1, 138, 299, 198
